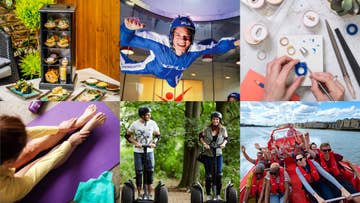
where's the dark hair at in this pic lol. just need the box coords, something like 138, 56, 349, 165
0, 115, 27, 165
319, 142, 330, 149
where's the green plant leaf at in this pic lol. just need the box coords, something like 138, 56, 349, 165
19, 52, 41, 79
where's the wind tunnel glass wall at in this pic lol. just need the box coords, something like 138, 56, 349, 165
120, 1, 240, 101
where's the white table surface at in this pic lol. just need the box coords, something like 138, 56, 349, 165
240, 0, 360, 101
0, 68, 120, 101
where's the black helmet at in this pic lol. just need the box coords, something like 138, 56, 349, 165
211, 111, 222, 120
138, 106, 151, 118
227, 92, 240, 101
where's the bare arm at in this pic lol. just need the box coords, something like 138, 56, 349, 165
241, 145, 256, 165
264, 178, 270, 203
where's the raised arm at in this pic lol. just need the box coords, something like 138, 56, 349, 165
241, 145, 256, 165
121, 17, 170, 53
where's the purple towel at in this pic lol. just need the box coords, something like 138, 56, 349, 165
21, 102, 119, 203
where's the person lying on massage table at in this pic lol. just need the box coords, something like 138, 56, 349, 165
0, 104, 106, 203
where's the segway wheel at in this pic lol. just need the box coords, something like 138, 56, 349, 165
225, 185, 237, 203
121, 184, 134, 203
155, 186, 168, 203
191, 187, 203, 203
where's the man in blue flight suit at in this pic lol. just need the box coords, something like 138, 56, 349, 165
120, 16, 239, 87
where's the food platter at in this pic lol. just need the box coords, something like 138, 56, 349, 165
81, 78, 120, 92
39, 86, 71, 101
72, 88, 105, 101
6, 80, 42, 100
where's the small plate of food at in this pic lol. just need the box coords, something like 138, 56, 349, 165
57, 37, 69, 48
44, 18, 56, 29
72, 88, 105, 102
6, 79, 42, 100
45, 35, 58, 47
45, 68, 59, 83
57, 19, 69, 30
44, 53, 58, 65
39, 86, 71, 101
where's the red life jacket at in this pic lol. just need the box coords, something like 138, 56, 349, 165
270, 167, 285, 194
319, 152, 341, 176
250, 171, 264, 197
298, 160, 320, 183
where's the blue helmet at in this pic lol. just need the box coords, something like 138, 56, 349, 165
169, 16, 195, 44
227, 92, 240, 101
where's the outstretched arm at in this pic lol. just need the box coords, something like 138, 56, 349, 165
241, 145, 256, 165
191, 37, 238, 55
121, 17, 169, 54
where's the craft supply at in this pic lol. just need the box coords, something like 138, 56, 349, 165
266, 0, 283, 5
287, 45, 296, 55
299, 47, 308, 57
346, 23, 358, 35
244, 24, 261, 45
307, 68, 335, 101
250, 23, 268, 41
303, 10, 320, 28
257, 50, 267, 60
280, 37, 289, 46
335, 28, 360, 87
254, 80, 265, 88
247, 0, 265, 8
295, 62, 308, 76
325, 19, 356, 99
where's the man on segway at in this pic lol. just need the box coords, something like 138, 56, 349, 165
125, 106, 161, 200
199, 111, 228, 201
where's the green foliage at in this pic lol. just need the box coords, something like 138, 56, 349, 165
19, 52, 41, 79
14, 0, 54, 31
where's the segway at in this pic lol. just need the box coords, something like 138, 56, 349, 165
121, 144, 168, 203
191, 143, 238, 203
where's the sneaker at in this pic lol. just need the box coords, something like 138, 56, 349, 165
143, 193, 149, 200
214, 195, 222, 200
137, 193, 142, 200
206, 195, 212, 201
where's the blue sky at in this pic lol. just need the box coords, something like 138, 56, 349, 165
240, 102, 360, 125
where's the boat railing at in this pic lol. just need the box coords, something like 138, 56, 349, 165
325, 192, 360, 202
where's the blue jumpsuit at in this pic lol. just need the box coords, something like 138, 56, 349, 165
120, 23, 237, 87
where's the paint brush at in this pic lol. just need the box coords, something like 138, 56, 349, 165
325, 19, 356, 99
307, 68, 335, 101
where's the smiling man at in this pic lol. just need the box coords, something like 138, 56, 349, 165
120, 16, 239, 87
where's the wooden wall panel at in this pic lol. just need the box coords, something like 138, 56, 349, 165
57, 0, 119, 80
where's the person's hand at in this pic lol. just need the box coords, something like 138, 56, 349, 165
149, 143, 156, 148
241, 145, 246, 153
310, 72, 345, 101
59, 118, 77, 133
314, 192, 326, 203
340, 187, 352, 200
263, 56, 304, 101
254, 143, 261, 150
220, 143, 226, 149
304, 132, 309, 137
234, 40, 240, 47
124, 17, 145, 30
135, 142, 142, 148
204, 143, 210, 150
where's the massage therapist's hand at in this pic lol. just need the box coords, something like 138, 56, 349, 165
262, 56, 304, 101
59, 118, 77, 133
124, 17, 145, 30
310, 72, 345, 101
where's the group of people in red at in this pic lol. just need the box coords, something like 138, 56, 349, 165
241, 126, 360, 203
